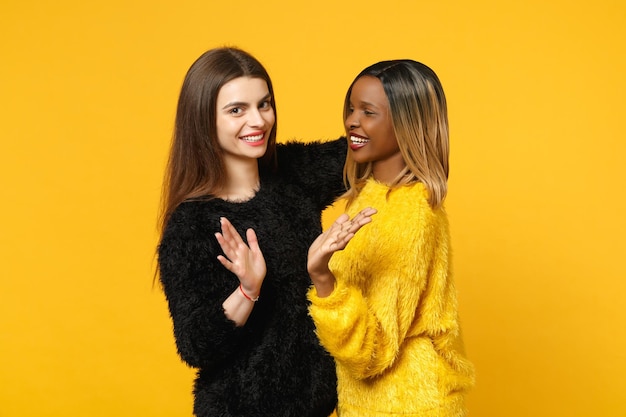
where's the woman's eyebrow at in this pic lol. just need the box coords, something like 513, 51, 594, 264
357, 99, 380, 109
222, 93, 271, 109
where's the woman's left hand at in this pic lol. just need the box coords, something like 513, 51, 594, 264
215, 217, 266, 299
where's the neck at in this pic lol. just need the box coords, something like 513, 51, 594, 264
372, 153, 406, 184
220, 157, 260, 201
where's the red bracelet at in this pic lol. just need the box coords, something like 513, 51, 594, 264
239, 283, 259, 302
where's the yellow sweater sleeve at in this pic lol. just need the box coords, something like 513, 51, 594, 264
308, 281, 381, 378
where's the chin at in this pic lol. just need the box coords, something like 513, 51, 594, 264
351, 154, 372, 164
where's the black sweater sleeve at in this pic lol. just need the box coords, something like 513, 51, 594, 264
157, 203, 249, 369
275, 137, 347, 210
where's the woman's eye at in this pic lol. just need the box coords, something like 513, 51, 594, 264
259, 100, 271, 109
364, 110, 375, 116
229, 107, 242, 115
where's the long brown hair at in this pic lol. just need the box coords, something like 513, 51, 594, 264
343, 60, 449, 209
158, 47, 278, 238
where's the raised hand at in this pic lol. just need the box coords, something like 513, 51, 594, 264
307, 207, 377, 297
215, 217, 266, 300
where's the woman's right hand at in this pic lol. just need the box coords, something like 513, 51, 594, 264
215, 217, 266, 300
307, 207, 376, 297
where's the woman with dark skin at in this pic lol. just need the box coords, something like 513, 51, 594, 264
307, 60, 475, 417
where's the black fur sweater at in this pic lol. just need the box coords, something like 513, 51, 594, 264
158, 138, 346, 417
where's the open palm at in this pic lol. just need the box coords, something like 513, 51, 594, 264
215, 217, 266, 295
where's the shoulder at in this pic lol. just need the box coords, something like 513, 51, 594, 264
158, 200, 224, 269
168, 199, 207, 225
379, 183, 448, 238
272, 138, 346, 205
162, 199, 221, 241
358, 180, 432, 214
393, 183, 439, 215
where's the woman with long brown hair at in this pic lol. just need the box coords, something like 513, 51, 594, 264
157, 47, 347, 417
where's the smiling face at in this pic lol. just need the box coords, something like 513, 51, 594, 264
344, 76, 406, 182
216, 76, 275, 163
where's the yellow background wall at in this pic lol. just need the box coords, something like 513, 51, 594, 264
1, 1, 624, 416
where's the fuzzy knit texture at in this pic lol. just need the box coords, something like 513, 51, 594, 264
308, 178, 475, 417
158, 138, 347, 417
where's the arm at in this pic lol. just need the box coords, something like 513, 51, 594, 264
308, 204, 455, 380
158, 205, 255, 369
275, 137, 347, 209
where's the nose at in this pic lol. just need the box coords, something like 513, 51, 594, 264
247, 108, 265, 127
345, 112, 359, 130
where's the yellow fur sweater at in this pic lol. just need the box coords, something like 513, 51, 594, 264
308, 179, 475, 417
